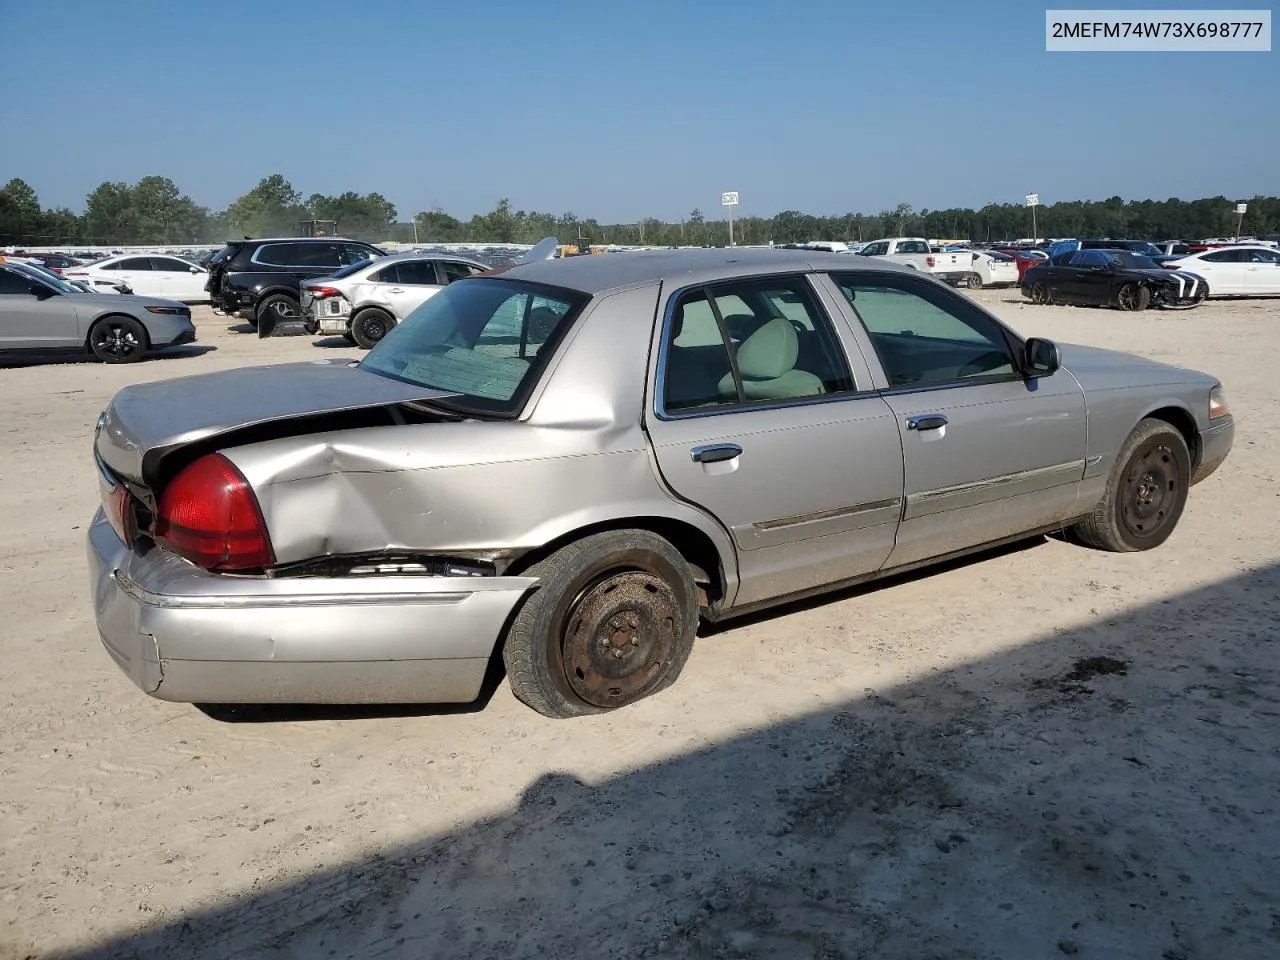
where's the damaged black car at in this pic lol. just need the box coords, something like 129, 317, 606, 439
1022, 249, 1208, 311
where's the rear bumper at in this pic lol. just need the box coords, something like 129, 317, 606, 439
86, 509, 537, 704
1192, 415, 1234, 485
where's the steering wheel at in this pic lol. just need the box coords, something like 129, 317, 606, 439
957, 351, 1009, 378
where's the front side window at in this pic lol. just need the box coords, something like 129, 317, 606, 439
831, 274, 1018, 388
442, 261, 484, 283
661, 276, 854, 414
0, 268, 31, 294
360, 278, 587, 417
294, 244, 343, 269
1251, 249, 1280, 264
397, 260, 441, 285
341, 244, 382, 265
152, 257, 193, 272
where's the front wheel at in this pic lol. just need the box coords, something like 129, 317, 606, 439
502, 530, 698, 718
1030, 281, 1052, 305
89, 316, 147, 363
350, 307, 394, 349
1071, 418, 1191, 552
1116, 282, 1151, 312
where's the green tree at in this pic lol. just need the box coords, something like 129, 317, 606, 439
0, 178, 44, 243
224, 174, 305, 237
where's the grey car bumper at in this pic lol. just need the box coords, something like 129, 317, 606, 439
86, 509, 536, 704
1192, 415, 1234, 485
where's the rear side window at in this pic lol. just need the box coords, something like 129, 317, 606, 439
253, 243, 302, 266
442, 261, 484, 283
370, 263, 400, 284
660, 276, 854, 414
341, 244, 381, 266
116, 257, 153, 270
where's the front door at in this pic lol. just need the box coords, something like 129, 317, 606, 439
645, 274, 904, 607
0, 271, 83, 348
1244, 248, 1280, 294
149, 257, 207, 301
823, 271, 1087, 567
1195, 249, 1248, 294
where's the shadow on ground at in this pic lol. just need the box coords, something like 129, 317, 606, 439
60, 563, 1280, 960
0, 345, 215, 368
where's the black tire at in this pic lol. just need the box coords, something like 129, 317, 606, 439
351, 308, 393, 350
1071, 418, 1191, 552
502, 530, 698, 718
255, 294, 300, 336
967, 272, 983, 290
1031, 281, 1052, 305
1116, 282, 1151, 312
88, 315, 147, 363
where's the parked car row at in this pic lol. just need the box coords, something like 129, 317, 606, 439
854, 238, 1018, 289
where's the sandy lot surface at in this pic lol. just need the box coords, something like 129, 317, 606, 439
1, 291, 1277, 960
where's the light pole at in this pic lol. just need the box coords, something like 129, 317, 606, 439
1235, 202, 1248, 239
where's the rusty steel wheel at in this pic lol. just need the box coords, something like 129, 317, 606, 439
503, 530, 698, 718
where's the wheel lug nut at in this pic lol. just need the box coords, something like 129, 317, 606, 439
628, 614, 639, 627
612, 649, 623, 659
631, 637, 639, 646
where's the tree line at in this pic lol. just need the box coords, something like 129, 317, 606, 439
1, 174, 1277, 249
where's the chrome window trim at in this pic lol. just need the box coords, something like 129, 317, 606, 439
651, 272, 870, 423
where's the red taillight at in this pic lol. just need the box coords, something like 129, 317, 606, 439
154, 453, 274, 571
926, 255, 936, 267
305, 286, 342, 299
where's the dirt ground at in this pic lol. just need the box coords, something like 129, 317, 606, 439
1, 290, 1277, 960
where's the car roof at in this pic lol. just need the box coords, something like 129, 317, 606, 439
368, 252, 488, 266
499, 248, 907, 296
225, 236, 371, 245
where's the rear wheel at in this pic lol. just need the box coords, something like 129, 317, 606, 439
255, 294, 299, 335
1071, 418, 1190, 552
1031, 281, 1052, 304
502, 530, 698, 718
351, 308, 394, 349
967, 272, 983, 290
1116, 282, 1151, 312
88, 316, 147, 363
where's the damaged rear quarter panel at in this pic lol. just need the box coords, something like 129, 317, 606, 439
221, 282, 739, 583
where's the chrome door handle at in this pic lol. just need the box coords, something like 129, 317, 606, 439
690, 443, 742, 463
906, 414, 948, 431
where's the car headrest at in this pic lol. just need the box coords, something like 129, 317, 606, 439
527, 306, 561, 342
735, 317, 798, 380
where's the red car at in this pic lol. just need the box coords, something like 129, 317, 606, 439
990, 248, 1048, 282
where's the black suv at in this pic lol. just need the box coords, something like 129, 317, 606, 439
206, 237, 386, 333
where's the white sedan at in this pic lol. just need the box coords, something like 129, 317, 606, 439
966, 250, 1019, 289
64, 254, 211, 303
1166, 245, 1280, 297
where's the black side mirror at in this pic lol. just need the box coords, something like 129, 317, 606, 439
1024, 337, 1060, 376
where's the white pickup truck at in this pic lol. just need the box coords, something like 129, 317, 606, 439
856, 237, 971, 285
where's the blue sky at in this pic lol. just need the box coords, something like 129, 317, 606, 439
1, 0, 1274, 221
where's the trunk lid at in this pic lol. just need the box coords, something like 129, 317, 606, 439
94, 359, 460, 486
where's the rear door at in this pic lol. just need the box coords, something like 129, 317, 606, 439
1244, 248, 1280, 294
644, 273, 904, 607
824, 270, 1086, 567
380, 259, 444, 319
1061, 250, 1113, 302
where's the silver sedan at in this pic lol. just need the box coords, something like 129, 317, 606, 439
87, 249, 1233, 716
1, 263, 195, 363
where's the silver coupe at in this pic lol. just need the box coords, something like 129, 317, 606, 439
87, 249, 1234, 717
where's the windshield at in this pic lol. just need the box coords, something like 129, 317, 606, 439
1111, 252, 1161, 270
359, 277, 588, 417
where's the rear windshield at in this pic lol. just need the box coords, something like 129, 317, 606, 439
359, 277, 588, 417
